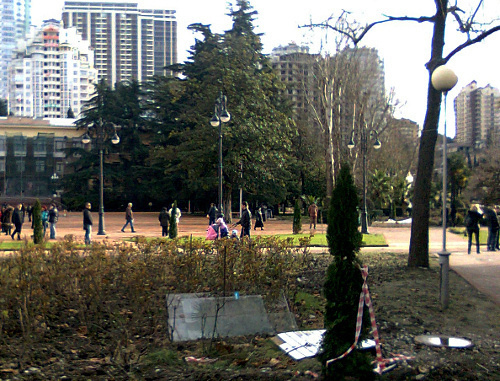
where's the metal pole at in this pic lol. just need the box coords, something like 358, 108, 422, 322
438, 91, 450, 309
98, 147, 106, 235
239, 162, 243, 217
218, 118, 223, 217
361, 130, 369, 234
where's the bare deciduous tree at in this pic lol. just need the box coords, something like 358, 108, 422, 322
304, 1, 500, 267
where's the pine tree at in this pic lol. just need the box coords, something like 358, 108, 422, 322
168, 201, 178, 239
292, 199, 302, 234
32, 200, 43, 244
319, 163, 373, 380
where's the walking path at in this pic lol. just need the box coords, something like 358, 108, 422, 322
2, 212, 499, 305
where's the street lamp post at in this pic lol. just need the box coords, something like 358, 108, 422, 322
82, 125, 120, 235
431, 65, 458, 310
210, 92, 230, 217
348, 124, 381, 234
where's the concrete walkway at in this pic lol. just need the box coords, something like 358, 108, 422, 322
2, 213, 499, 305
368, 225, 500, 306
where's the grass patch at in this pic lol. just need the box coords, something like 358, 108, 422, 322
449, 227, 488, 244
268, 233, 386, 247
294, 291, 323, 311
143, 349, 181, 366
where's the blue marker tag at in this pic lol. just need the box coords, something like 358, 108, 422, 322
234, 291, 239, 300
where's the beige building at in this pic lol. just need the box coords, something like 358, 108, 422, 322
0, 117, 83, 199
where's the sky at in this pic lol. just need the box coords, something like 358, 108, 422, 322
30, 0, 500, 136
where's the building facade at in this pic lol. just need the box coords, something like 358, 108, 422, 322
62, 1, 177, 85
7, 19, 97, 118
454, 81, 500, 149
0, 117, 83, 199
0, 0, 31, 100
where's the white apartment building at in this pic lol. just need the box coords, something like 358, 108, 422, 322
7, 19, 97, 118
454, 81, 500, 149
0, 0, 31, 100
62, 1, 177, 85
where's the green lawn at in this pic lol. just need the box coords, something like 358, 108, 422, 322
0, 232, 387, 250
269, 233, 387, 247
449, 227, 488, 244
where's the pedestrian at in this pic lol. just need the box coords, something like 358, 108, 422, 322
168, 203, 182, 225
121, 203, 135, 232
11, 203, 24, 240
254, 207, 264, 230
496, 206, 500, 250
48, 203, 59, 239
41, 205, 49, 237
216, 215, 229, 238
207, 203, 218, 225
2, 205, 13, 236
230, 229, 239, 240
158, 207, 170, 237
484, 205, 499, 251
234, 201, 252, 238
464, 204, 482, 254
27, 204, 33, 222
308, 201, 319, 230
83, 202, 93, 245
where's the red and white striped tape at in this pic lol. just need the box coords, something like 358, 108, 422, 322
326, 266, 414, 374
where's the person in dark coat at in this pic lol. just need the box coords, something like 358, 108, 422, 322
83, 202, 93, 245
207, 203, 218, 226
158, 207, 170, 237
465, 204, 482, 254
121, 203, 135, 233
254, 207, 264, 230
11, 203, 24, 240
48, 204, 59, 239
234, 201, 252, 238
484, 205, 499, 251
2, 205, 13, 235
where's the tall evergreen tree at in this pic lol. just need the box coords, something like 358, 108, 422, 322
32, 200, 43, 244
149, 0, 296, 218
320, 164, 373, 380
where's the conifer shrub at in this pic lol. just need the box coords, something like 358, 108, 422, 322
292, 199, 302, 234
319, 163, 374, 380
32, 199, 44, 244
169, 200, 178, 239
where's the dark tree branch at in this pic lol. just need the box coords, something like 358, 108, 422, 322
443, 25, 500, 63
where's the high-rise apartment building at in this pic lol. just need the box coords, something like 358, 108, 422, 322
0, 0, 31, 100
7, 19, 97, 118
62, 1, 177, 85
454, 81, 500, 149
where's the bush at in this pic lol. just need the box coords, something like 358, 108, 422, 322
0, 236, 312, 367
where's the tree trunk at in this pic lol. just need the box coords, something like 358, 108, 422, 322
408, 0, 447, 267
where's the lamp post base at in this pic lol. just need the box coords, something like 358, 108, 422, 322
438, 249, 451, 309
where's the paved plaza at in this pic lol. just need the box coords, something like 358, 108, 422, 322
1, 212, 498, 305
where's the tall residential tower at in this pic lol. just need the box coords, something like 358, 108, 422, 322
62, 1, 177, 85
454, 81, 500, 149
0, 0, 31, 100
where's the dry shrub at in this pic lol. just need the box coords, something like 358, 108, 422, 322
0, 235, 311, 366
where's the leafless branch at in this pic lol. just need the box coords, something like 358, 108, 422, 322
444, 25, 500, 63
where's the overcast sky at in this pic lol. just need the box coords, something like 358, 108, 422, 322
31, 0, 500, 136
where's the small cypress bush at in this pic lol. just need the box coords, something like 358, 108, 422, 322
168, 200, 178, 239
292, 199, 302, 234
32, 199, 44, 244
319, 163, 374, 380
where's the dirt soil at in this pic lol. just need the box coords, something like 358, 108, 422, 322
1, 248, 499, 380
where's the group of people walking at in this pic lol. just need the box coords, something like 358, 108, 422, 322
0, 202, 58, 241
464, 204, 499, 254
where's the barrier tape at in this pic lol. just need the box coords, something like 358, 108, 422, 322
326, 266, 414, 374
